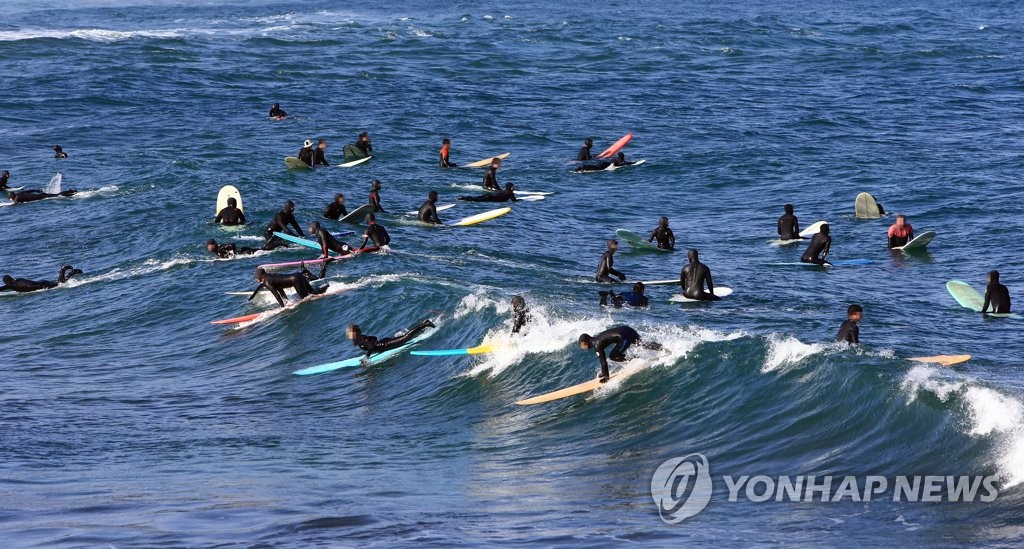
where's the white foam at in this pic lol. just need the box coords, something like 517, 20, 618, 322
73, 185, 119, 199
762, 334, 830, 372
44, 173, 62, 194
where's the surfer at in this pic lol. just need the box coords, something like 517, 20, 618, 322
297, 139, 314, 167
8, 189, 76, 204
269, 103, 287, 118
982, 270, 1011, 315
53, 145, 68, 159
360, 213, 391, 249
482, 158, 502, 191
261, 200, 304, 250
511, 295, 531, 334
886, 214, 914, 249
348, 319, 436, 358
323, 194, 348, 220
680, 249, 720, 301
0, 170, 10, 190
836, 304, 863, 344
648, 216, 676, 250
0, 264, 82, 293
573, 152, 635, 172
777, 204, 801, 240
439, 138, 456, 168
600, 282, 649, 308
214, 196, 245, 225
595, 240, 626, 283
578, 325, 661, 382
356, 132, 373, 156
577, 138, 594, 161
313, 139, 330, 167
800, 223, 832, 265
253, 266, 327, 308
207, 239, 257, 258
308, 221, 353, 259
418, 190, 442, 224
369, 180, 386, 213
459, 182, 517, 203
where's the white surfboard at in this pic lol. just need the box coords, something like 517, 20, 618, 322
339, 156, 373, 168
604, 159, 646, 171
669, 287, 734, 303
855, 193, 882, 219
405, 203, 456, 216
895, 230, 935, 251
216, 185, 243, 215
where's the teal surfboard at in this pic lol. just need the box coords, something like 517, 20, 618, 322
293, 328, 437, 375
615, 228, 670, 253
272, 231, 354, 250
946, 280, 1017, 317
896, 230, 936, 251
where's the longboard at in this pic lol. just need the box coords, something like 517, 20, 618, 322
946, 280, 1017, 317
516, 374, 620, 405
216, 185, 244, 214
908, 355, 971, 367
641, 279, 682, 286
293, 327, 438, 375
596, 133, 632, 159
669, 287, 734, 303
447, 207, 511, 227
604, 159, 646, 171
616, 229, 670, 253
464, 152, 510, 168
405, 203, 456, 216
340, 204, 377, 224
411, 343, 496, 357
258, 246, 378, 271
284, 156, 312, 170
855, 192, 881, 219
895, 230, 936, 251
340, 156, 373, 168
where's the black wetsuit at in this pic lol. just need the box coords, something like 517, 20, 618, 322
323, 201, 348, 220
801, 233, 832, 265
418, 200, 441, 224
460, 188, 516, 203
355, 140, 373, 157
512, 309, 531, 334
648, 227, 675, 250
600, 291, 648, 308
54, 148, 68, 159
352, 320, 434, 357
0, 266, 80, 293
298, 146, 314, 166
0, 173, 9, 190
9, 189, 76, 203
211, 243, 257, 259
983, 283, 1011, 314
313, 227, 351, 257
260, 271, 326, 307
577, 145, 593, 161
589, 326, 643, 380
777, 214, 801, 240
575, 161, 612, 172
836, 320, 860, 344
269, 106, 287, 118
595, 251, 624, 283
262, 209, 304, 250
312, 148, 329, 167
361, 223, 390, 248
482, 167, 500, 191
215, 206, 245, 225
681, 259, 719, 300
369, 190, 385, 213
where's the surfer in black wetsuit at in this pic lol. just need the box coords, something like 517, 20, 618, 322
369, 180, 386, 213
262, 200, 303, 250
308, 221, 353, 258
836, 304, 862, 344
313, 139, 330, 167
982, 270, 1011, 315
8, 189, 76, 204
578, 325, 661, 382
207, 239, 257, 258
269, 103, 287, 118
482, 158, 501, 191
323, 194, 348, 220
214, 197, 245, 225
801, 223, 831, 265
0, 264, 82, 293
298, 139, 314, 166
777, 204, 801, 240
577, 138, 594, 161
360, 213, 391, 249
460, 182, 517, 203
573, 152, 634, 172
440, 138, 456, 168
0, 170, 10, 190
348, 319, 436, 358
511, 295, 530, 334
53, 145, 68, 159
418, 190, 442, 224
680, 249, 719, 301
600, 282, 649, 308
648, 216, 676, 250
253, 266, 328, 308
595, 240, 626, 283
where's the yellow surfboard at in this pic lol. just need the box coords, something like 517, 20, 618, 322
464, 152, 510, 168
516, 374, 619, 405
447, 207, 511, 227
908, 355, 971, 367
216, 185, 243, 214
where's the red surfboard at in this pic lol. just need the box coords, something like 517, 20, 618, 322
211, 313, 261, 325
596, 133, 633, 159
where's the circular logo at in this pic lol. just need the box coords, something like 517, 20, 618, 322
651, 453, 713, 524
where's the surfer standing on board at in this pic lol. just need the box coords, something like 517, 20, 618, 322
801, 223, 832, 265
777, 204, 801, 241
886, 215, 914, 249
836, 304, 863, 344
578, 325, 661, 383
0, 264, 82, 293
595, 240, 626, 283
982, 271, 1011, 315
648, 216, 676, 250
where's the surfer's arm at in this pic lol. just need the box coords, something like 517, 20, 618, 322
982, 288, 992, 314
705, 271, 715, 295
247, 282, 265, 301
214, 210, 223, 224
647, 229, 657, 243
267, 285, 287, 308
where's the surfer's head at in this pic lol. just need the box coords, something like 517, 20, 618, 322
896, 214, 907, 226
659, 216, 669, 228
490, 158, 501, 169
227, 197, 237, 208
687, 248, 699, 262
607, 239, 618, 252
334, 193, 345, 203
578, 334, 593, 350
585, 138, 593, 147
784, 203, 794, 215
206, 239, 218, 252
428, 190, 438, 202
3, 275, 13, 285
820, 223, 830, 236
283, 200, 295, 214
253, 268, 266, 282
365, 213, 376, 224
504, 182, 514, 192
512, 295, 526, 312
308, 221, 321, 234
318, 138, 327, 149
371, 179, 382, 191
303, 139, 313, 148
633, 282, 645, 295
847, 304, 863, 321
442, 138, 450, 145
347, 324, 361, 340
616, 152, 625, 161
989, 270, 1000, 283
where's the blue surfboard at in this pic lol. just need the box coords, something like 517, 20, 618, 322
273, 231, 354, 250
293, 328, 437, 375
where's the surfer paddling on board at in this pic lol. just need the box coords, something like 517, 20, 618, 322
578, 325, 662, 383
777, 204, 801, 241
886, 214, 914, 249
323, 194, 348, 220
214, 196, 245, 225
253, 265, 328, 308
8, 189, 76, 204
439, 138, 456, 168
511, 295, 531, 334
207, 239, 257, 258
680, 249, 720, 301
801, 223, 832, 265
836, 304, 863, 344
261, 200, 304, 251
360, 213, 391, 250
0, 264, 82, 293
369, 180, 386, 213
460, 182, 517, 203
600, 282, 649, 308
53, 145, 68, 159
577, 138, 594, 161
297, 139, 314, 167
418, 191, 443, 224
982, 270, 1011, 315
313, 139, 330, 167
268, 103, 287, 118
648, 216, 676, 250
348, 319, 436, 358
482, 157, 502, 191
0, 170, 10, 190
308, 221, 353, 259
573, 152, 635, 172
595, 240, 626, 283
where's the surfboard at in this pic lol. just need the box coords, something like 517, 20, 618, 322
516, 195, 545, 202
411, 343, 496, 357
405, 204, 456, 216
616, 229, 670, 253
215, 185, 243, 215
669, 287, 734, 303
273, 232, 322, 251
464, 152, 510, 168
800, 220, 827, 238
258, 246, 378, 271
4, 186, 25, 192
908, 355, 971, 367
516, 374, 619, 405
293, 326, 438, 375
340, 156, 373, 168
945, 280, 1017, 318
855, 192, 881, 219
604, 159, 646, 171
340, 204, 377, 224
596, 134, 633, 159
447, 207, 511, 227
642, 279, 682, 286
895, 230, 935, 251
284, 156, 312, 170
210, 313, 261, 325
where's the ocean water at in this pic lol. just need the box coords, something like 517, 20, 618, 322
2, 0, 1023, 546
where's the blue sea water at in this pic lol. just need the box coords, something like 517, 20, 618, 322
2, 0, 1024, 545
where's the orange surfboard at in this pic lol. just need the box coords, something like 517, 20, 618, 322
596, 133, 632, 158
211, 313, 261, 325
